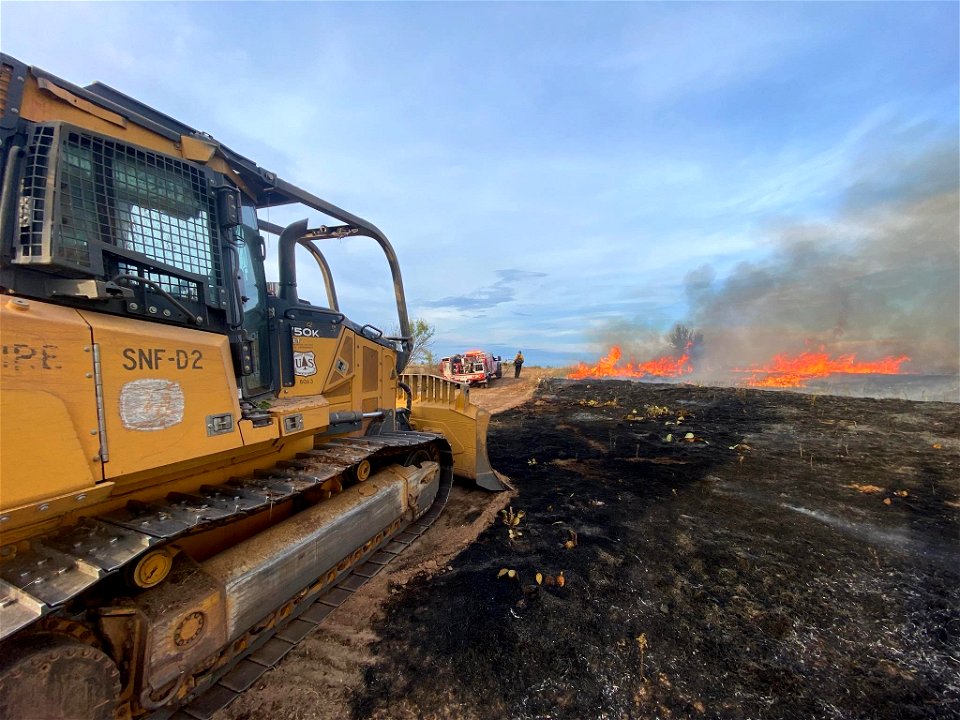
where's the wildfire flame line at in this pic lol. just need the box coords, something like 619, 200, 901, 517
568, 346, 911, 388
739, 351, 911, 388
567, 345, 693, 380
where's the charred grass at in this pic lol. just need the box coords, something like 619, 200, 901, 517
353, 380, 959, 720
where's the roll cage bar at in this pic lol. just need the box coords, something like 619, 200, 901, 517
261, 181, 414, 370
1, 54, 414, 370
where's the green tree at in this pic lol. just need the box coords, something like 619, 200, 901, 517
406, 317, 436, 364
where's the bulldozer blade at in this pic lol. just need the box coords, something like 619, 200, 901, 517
399, 374, 507, 491
468, 410, 505, 491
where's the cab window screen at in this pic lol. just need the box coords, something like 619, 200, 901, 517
112, 154, 213, 280
57, 130, 221, 298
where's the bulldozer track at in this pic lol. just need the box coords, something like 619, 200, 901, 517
0, 431, 453, 719
154, 446, 454, 720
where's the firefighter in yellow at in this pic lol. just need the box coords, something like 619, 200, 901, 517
513, 351, 525, 378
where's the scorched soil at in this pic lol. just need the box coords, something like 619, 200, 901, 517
351, 379, 959, 720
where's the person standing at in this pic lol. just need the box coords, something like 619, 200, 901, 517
513, 350, 524, 378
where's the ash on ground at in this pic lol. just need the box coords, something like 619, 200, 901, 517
354, 380, 959, 720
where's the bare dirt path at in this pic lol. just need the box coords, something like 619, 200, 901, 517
219, 374, 539, 720
471, 374, 541, 414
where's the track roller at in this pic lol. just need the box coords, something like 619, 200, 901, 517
128, 546, 177, 589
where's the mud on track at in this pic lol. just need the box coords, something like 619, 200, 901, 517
353, 380, 959, 720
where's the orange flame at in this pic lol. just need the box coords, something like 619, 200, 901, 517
568, 345, 693, 380
741, 351, 911, 388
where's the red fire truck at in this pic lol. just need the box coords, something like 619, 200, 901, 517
438, 350, 503, 386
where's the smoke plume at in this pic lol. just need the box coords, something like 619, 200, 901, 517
685, 140, 959, 377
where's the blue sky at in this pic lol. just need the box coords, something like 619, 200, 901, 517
2, 2, 957, 368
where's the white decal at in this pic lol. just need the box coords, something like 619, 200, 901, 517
294, 351, 318, 377
293, 327, 323, 338
119, 379, 185, 431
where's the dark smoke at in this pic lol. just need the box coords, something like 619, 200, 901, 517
685, 138, 960, 377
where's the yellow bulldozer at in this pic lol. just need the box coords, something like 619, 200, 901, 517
0, 55, 502, 719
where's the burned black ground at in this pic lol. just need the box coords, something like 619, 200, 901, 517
353, 380, 960, 720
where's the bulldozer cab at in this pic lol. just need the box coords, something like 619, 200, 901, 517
0, 53, 415, 399
0, 53, 500, 491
